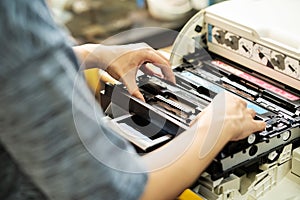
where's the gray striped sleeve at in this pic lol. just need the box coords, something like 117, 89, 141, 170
0, 0, 148, 199
0, 46, 148, 200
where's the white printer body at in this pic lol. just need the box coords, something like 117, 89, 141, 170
171, 0, 300, 90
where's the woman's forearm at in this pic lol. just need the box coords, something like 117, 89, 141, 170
140, 92, 266, 200
140, 114, 230, 199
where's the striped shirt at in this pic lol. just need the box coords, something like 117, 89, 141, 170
0, 0, 147, 199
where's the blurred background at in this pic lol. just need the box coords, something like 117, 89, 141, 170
50, 0, 224, 48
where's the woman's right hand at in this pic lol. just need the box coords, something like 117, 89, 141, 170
200, 91, 266, 142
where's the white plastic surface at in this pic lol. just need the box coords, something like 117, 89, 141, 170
171, 0, 300, 89
204, 0, 300, 53
196, 146, 300, 199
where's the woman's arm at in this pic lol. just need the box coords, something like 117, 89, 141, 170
140, 92, 266, 200
73, 43, 175, 100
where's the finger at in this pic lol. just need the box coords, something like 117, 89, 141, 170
142, 50, 176, 84
247, 108, 256, 118
140, 64, 163, 78
132, 89, 145, 102
156, 63, 176, 84
125, 81, 146, 102
252, 120, 266, 133
238, 98, 247, 108
143, 46, 170, 63
153, 49, 170, 63
121, 72, 145, 102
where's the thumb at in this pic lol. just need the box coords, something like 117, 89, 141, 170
252, 120, 266, 133
121, 75, 145, 102
131, 89, 145, 102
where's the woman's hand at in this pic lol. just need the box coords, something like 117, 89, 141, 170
106, 44, 175, 101
200, 91, 266, 142
140, 92, 266, 200
73, 43, 175, 101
